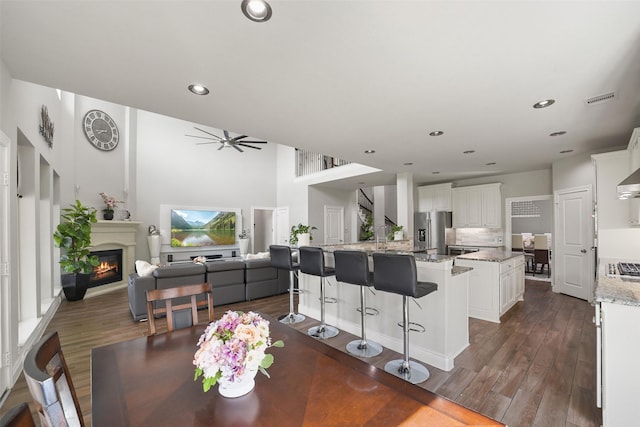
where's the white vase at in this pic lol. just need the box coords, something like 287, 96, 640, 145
218, 369, 258, 398
394, 231, 404, 241
238, 238, 250, 257
147, 235, 161, 265
297, 233, 310, 247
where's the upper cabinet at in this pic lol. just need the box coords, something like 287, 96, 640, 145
417, 183, 452, 212
452, 183, 502, 228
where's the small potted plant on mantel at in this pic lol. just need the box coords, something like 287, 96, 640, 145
53, 200, 99, 301
388, 225, 404, 241
290, 223, 317, 247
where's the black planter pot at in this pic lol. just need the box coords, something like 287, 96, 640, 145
103, 210, 114, 220
61, 273, 90, 301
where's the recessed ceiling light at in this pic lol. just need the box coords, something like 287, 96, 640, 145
241, 0, 272, 22
188, 84, 209, 95
463, 150, 475, 154
432, 171, 440, 174
485, 162, 496, 166
550, 131, 567, 136
560, 149, 574, 154
403, 162, 413, 166
429, 131, 444, 136
364, 150, 375, 154
533, 99, 555, 109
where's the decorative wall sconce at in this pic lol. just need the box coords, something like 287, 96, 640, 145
39, 104, 54, 148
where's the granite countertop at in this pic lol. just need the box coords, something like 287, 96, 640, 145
452, 265, 473, 276
595, 275, 640, 306
455, 249, 523, 262
449, 243, 505, 248
414, 253, 455, 263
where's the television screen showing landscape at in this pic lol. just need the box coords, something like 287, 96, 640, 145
170, 209, 236, 247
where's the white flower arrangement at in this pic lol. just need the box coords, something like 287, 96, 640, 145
193, 310, 284, 392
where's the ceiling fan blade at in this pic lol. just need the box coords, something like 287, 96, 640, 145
223, 130, 230, 139
240, 140, 267, 144
196, 142, 217, 145
217, 145, 225, 151
193, 127, 223, 140
233, 144, 243, 152
231, 135, 248, 141
186, 134, 219, 141
237, 143, 262, 150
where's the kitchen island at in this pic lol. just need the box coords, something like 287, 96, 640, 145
297, 244, 471, 371
454, 249, 525, 323
595, 259, 640, 426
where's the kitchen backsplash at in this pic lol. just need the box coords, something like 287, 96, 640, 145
455, 228, 504, 245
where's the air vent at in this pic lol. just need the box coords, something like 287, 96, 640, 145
585, 91, 616, 106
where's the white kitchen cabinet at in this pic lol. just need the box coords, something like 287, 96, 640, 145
451, 183, 502, 228
455, 254, 524, 323
599, 301, 640, 426
417, 183, 452, 212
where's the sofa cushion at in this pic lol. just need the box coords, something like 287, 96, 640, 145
153, 263, 206, 278
206, 260, 245, 272
244, 258, 277, 282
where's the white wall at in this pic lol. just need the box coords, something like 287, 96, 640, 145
276, 145, 308, 230
308, 186, 353, 244
135, 110, 279, 260
455, 169, 552, 198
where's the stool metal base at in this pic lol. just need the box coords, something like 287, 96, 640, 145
346, 339, 383, 358
308, 324, 339, 340
384, 359, 430, 384
278, 312, 305, 324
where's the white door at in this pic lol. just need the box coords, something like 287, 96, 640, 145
251, 208, 274, 253
324, 206, 344, 244
275, 207, 290, 245
554, 186, 594, 300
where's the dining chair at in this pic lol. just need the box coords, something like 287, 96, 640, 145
145, 282, 214, 335
0, 402, 36, 427
23, 331, 84, 427
533, 234, 550, 277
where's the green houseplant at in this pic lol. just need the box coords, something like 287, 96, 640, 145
388, 225, 404, 240
53, 200, 99, 300
289, 223, 317, 246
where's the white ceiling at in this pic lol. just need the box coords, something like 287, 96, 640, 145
2, 1, 640, 189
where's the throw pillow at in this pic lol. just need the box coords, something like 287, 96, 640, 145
135, 260, 158, 277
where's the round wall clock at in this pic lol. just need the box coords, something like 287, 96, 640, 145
83, 110, 119, 151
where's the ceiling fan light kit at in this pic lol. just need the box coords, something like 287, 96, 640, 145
186, 127, 268, 153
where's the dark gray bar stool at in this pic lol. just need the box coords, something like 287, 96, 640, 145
299, 246, 339, 339
334, 250, 382, 357
372, 253, 438, 384
270, 245, 305, 324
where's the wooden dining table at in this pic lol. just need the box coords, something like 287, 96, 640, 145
91, 315, 503, 426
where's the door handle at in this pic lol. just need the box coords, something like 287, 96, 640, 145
581, 249, 587, 253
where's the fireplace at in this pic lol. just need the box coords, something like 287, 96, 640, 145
89, 249, 123, 288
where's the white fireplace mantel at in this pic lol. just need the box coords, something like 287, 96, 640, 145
88, 220, 142, 297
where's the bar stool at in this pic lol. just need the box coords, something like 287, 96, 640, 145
269, 245, 305, 324
372, 253, 438, 384
334, 250, 382, 357
299, 246, 339, 339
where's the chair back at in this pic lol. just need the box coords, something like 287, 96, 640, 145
511, 234, 523, 250
145, 283, 214, 335
269, 245, 298, 271
334, 250, 371, 287
534, 234, 549, 250
299, 247, 329, 277
23, 331, 84, 427
372, 253, 418, 297
0, 403, 36, 427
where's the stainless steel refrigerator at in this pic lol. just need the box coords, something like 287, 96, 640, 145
414, 211, 452, 254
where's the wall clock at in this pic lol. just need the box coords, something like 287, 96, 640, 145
83, 109, 119, 151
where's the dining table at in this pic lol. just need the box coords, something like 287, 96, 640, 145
91, 315, 504, 426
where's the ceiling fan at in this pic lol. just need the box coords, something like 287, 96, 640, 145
186, 127, 268, 152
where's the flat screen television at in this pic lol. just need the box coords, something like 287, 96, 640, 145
170, 209, 237, 248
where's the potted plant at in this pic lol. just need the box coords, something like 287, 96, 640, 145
289, 223, 317, 246
99, 192, 123, 220
388, 225, 404, 241
53, 200, 99, 301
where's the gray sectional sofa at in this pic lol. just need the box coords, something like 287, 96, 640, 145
127, 258, 288, 321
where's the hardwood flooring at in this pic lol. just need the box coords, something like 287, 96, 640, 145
0, 280, 601, 426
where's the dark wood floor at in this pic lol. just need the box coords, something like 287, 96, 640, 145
1, 279, 601, 426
